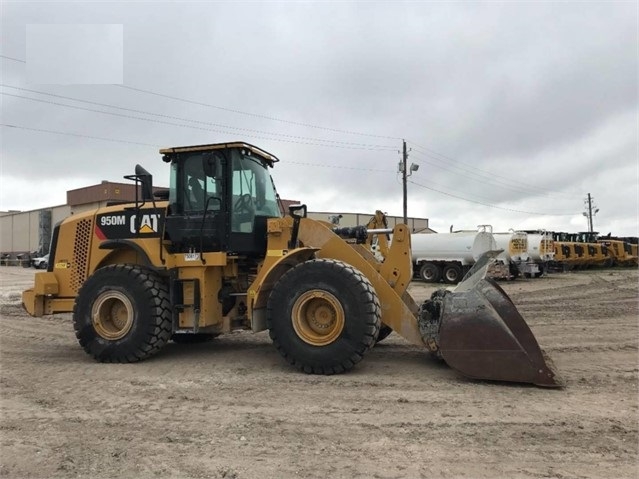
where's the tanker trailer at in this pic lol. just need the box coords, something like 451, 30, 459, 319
412, 226, 497, 284
524, 230, 555, 277
493, 231, 540, 278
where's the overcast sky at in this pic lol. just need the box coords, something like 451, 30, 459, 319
1, 1, 637, 236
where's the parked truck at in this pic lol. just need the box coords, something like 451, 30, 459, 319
524, 230, 555, 277
492, 231, 539, 279
412, 226, 497, 284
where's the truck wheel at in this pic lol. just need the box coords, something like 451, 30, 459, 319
509, 264, 520, 279
443, 263, 463, 284
419, 262, 441, 282
267, 259, 381, 374
73, 264, 172, 363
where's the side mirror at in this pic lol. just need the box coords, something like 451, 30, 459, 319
287, 204, 307, 249
134, 164, 153, 201
202, 153, 217, 178
289, 204, 307, 218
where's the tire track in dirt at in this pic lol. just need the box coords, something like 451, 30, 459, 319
1, 267, 638, 478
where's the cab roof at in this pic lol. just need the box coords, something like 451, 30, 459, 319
159, 141, 280, 166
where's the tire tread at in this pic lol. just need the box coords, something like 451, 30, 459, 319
267, 258, 381, 375
73, 264, 172, 363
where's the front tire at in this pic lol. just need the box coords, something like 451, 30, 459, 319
73, 264, 172, 362
267, 259, 381, 374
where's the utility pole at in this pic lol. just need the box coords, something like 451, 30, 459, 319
402, 139, 408, 225
583, 193, 599, 232
398, 139, 418, 227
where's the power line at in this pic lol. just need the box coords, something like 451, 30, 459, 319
1, 124, 159, 147
410, 147, 578, 200
0, 84, 396, 150
407, 140, 581, 199
411, 150, 536, 197
0, 55, 25, 63
409, 174, 511, 203
0, 53, 401, 141
115, 84, 402, 141
1, 92, 396, 151
0, 53, 589, 205
0, 123, 393, 174
407, 179, 578, 216
409, 149, 561, 199
0, 121, 583, 215
286, 161, 393, 173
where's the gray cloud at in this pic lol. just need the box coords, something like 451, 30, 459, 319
1, 1, 637, 236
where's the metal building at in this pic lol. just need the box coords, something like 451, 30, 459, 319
0, 181, 150, 261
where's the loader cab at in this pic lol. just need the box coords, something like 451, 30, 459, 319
162, 142, 281, 256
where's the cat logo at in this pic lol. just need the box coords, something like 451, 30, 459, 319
130, 213, 160, 234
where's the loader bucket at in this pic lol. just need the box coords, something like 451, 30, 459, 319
436, 254, 561, 387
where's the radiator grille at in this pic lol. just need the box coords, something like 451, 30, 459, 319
71, 219, 92, 292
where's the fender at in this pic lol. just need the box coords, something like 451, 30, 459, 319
248, 247, 318, 332
98, 239, 159, 270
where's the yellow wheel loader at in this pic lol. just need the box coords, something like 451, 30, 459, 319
22, 142, 560, 387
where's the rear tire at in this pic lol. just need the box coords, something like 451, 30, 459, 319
419, 262, 441, 282
267, 259, 381, 374
443, 263, 463, 284
73, 264, 172, 362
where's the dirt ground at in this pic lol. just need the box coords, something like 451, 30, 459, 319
0, 266, 637, 479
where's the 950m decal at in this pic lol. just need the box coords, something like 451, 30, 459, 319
95, 209, 164, 240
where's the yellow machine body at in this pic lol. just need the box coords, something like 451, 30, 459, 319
22, 142, 560, 387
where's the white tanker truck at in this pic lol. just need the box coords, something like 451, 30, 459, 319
412, 226, 497, 284
493, 231, 540, 278
524, 230, 555, 277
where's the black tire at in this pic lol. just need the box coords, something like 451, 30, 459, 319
171, 333, 219, 344
442, 263, 463, 284
267, 259, 381, 374
508, 264, 520, 280
419, 262, 441, 283
73, 264, 172, 363
376, 324, 393, 343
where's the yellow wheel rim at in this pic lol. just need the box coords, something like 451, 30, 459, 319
292, 290, 345, 346
92, 291, 134, 340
